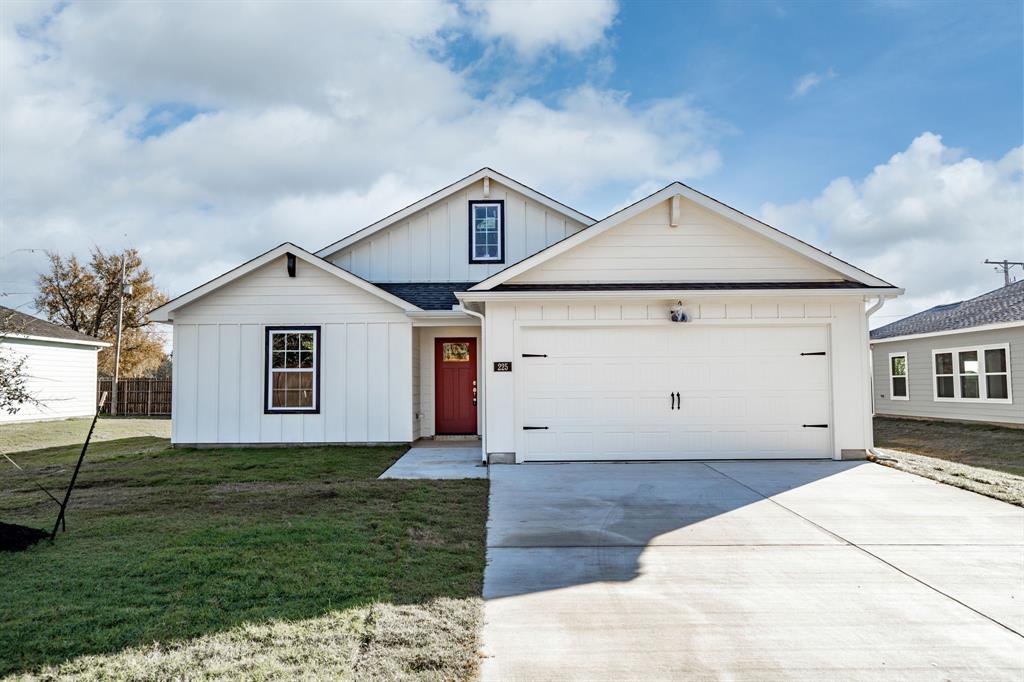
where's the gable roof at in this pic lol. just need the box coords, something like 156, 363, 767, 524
314, 168, 596, 259
871, 280, 1024, 341
0, 305, 110, 347
149, 243, 422, 322
470, 182, 897, 291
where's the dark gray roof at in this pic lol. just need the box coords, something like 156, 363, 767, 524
493, 281, 872, 292
374, 282, 476, 310
0, 305, 106, 344
871, 280, 1024, 340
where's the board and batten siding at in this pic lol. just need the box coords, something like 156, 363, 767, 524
326, 178, 587, 283
872, 326, 1024, 425
510, 198, 842, 284
171, 255, 413, 444
0, 338, 100, 423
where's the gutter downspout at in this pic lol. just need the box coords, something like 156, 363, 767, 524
864, 296, 887, 452
459, 303, 488, 463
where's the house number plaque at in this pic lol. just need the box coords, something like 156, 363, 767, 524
493, 361, 512, 372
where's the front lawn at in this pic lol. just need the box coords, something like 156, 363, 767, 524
874, 416, 1024, 477
0, 419, 488, 680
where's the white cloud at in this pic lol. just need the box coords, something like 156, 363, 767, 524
791, 68, 836, 98
0, 0, 718, 312
464, 0, 617, 56
761, 133, 1024, 323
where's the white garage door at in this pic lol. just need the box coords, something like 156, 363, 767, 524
520, 325, 832, 461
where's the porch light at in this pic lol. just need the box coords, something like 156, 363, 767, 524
669, 301, 689, 322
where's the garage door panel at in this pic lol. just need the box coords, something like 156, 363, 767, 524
520, 325, 831, 461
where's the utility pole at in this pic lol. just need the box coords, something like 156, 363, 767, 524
984, 259, 1024, 287
111, 253, 126, 416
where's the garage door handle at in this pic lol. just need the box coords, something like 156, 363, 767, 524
523, 426, 548, 430
522, 353, 547, 358
800, 352, 827, 356
802, 424, 829, 428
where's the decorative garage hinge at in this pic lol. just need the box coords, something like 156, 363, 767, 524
800, 351, 827, 356
521, 353, 548, 358
522, 426, 549, 430
802, 424, 829, 428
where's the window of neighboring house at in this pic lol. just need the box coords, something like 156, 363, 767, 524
265, 327, 320, 413
889, 352, 909, 400
469, 200, 504, 264
932, 343, 1012, 403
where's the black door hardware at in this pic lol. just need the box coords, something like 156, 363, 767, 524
522, 426, 549, 430
521, 353, 548, 357
800, 352, 827, 356
802, 424, 829, 428
669, 392, 682, 410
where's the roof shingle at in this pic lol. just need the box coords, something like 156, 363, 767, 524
0, 305, 107, 344
373, 283, 475, 311
870, 280, 1024, 340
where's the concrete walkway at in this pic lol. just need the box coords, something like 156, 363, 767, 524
481, 460, 1024, 681
379, 440, 486, 479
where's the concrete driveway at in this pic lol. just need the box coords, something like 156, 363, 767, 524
481, 461, 1024, 681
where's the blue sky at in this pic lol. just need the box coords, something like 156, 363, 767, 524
1, 0, 1022, 327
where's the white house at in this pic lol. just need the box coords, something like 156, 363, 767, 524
150, 169, 903, 461
871, 280, 1023, 426
0, 306, 109, 423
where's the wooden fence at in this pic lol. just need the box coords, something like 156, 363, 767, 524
97, 378, 172, 417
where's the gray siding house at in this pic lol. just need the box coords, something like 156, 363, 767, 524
870, 281, 1024, 426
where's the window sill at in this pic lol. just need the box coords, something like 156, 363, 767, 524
932, 397, 1013, 405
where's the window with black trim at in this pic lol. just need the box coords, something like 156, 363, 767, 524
265, 326, 320, 413
469, 200, 504, 264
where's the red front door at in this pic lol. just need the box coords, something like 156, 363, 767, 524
435, 338, 477, 435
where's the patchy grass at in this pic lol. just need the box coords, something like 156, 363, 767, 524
0, 420, 488, 680
874, 416, 1024, 477
0, 416, 170, 457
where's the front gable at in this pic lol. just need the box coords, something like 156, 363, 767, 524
509, 197, 841, 284
317, 170, 592, 284
472, 183, 894, 290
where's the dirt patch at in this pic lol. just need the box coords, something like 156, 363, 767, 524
871, 448, 1024, 507
0, 522, 49, 551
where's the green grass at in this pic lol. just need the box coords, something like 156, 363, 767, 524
0, 419, 488, 680
874, 416, 1024, 477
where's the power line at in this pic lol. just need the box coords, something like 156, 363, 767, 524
984, 259, 1024, 287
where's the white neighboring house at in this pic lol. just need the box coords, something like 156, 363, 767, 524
150, 168, 903, 461
871, 280, 1023, 426
0, 306, 110, 424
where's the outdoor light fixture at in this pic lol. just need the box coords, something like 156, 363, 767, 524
669, 300, 689, 322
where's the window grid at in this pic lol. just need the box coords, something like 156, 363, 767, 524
888, 352, 908, 400
932, 343, 1012, 404
266, 327, 319, 413
469, 200, 504, 264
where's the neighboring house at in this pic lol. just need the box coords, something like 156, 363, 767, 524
870, 281, 1024, 426
150, 168, 902, 461
0, 306, 110, 423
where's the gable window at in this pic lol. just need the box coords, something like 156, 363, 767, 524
932, 343, 1011, 403
469, 200, 504, 264
889, 352, 909, 400
265, 326, 320, 413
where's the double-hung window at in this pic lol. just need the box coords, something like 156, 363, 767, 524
888, 352, 909, 400
932, 343, 1012, 403
469, 200, 504, 264
266, 326, 320, 413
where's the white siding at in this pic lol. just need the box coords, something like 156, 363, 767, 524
510, 198, 842, 284
172, 255, 413, 444
0, 338, 100, 423
327, 179, 587, 283
482, 297, 872, 461
872, 326, 1024, 425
